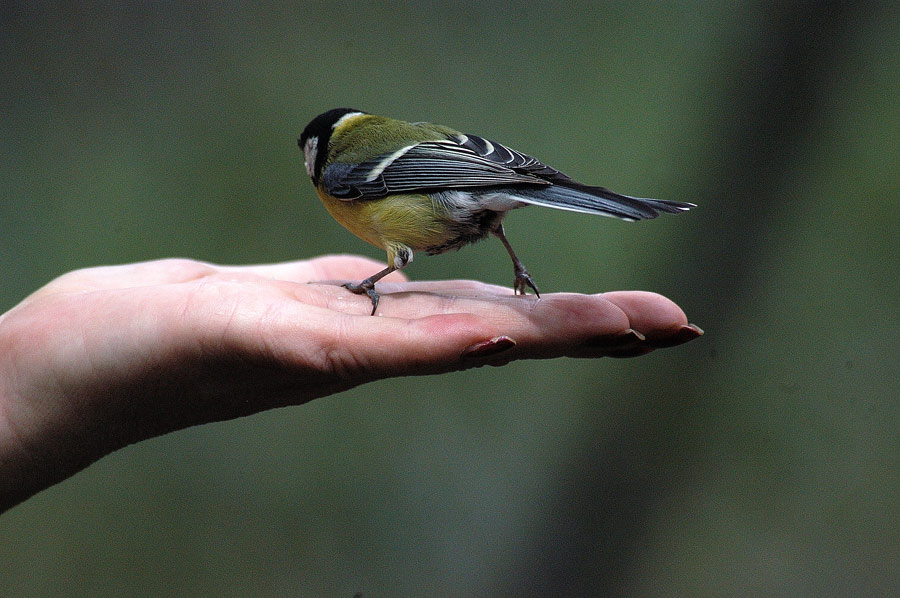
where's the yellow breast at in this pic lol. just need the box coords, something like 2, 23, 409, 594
317, 191, 453, 251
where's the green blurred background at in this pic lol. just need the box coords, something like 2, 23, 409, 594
2, 2, 899, 595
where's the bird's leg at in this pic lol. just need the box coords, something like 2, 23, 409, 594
492, 223, 540, 297
343, 245, 412, 315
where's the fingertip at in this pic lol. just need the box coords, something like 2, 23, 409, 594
600, 291, 689, 330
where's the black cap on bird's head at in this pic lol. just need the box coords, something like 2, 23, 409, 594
298, 108, 365, 183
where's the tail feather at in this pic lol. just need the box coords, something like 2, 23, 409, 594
514, 184, 694, 221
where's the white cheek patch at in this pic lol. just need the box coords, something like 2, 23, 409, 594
304, 137, 318, 178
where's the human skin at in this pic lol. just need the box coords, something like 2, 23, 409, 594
0, 254, 701, 512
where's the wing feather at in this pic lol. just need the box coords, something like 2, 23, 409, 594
323, 135, 553, 200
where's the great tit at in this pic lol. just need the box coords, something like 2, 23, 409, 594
299, 108, 693, 314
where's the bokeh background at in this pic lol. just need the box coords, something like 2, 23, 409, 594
2, 2, 899, 595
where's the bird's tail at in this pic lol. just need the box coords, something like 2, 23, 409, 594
514, 183, 694, 221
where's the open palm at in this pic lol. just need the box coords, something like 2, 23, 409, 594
0, 254, 700, 511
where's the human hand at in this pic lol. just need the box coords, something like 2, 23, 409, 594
0, 255, 701, 511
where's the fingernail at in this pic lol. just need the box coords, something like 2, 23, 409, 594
462, 336, 517, 359
651, 323, 705, 348
685, 323, 704, 336
623, 328, 647, 342
586, 328, 646, 348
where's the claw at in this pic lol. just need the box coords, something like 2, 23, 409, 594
343, 280, 380, 315
513, 266, 540, 297
341, 263, 397, 315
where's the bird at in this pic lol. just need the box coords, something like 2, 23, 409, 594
298, 108, 693, 314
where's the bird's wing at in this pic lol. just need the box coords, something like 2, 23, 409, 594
322, 134, 557, 200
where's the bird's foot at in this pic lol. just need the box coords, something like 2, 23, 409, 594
513, 267, 540, 297
343, 279, 380, 315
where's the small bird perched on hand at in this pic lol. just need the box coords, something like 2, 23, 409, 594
299, 108, 693, 314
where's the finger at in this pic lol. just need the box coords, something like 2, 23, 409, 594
289, 290, 644, 383
299, 278, 516, 315
311, 310, 505, 381
231, 254, 408, 284
304, 281, 631, 339
598, 291, 703, 355
377, 278, 515, 297
296, 279, 702, 352
601, 291, 691, 339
